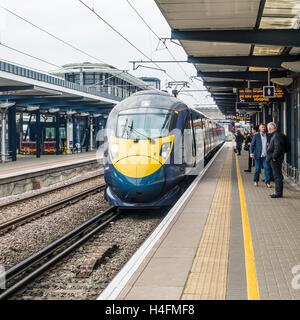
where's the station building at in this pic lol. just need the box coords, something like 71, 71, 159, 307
0, 60, 155, 162
50, 62, 154, 99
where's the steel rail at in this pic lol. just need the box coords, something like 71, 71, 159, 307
0, 206, 118, 300
0, 172, 104, 210
0, 183, 106, 233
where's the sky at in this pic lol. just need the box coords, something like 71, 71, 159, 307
0, 0, 215, 107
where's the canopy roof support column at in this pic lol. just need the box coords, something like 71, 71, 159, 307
55, 112, 60, 155
8, 106, 17, 162
35, 109, 41, 158
1, 111, 7, 162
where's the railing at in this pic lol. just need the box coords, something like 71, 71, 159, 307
0, 60, 122, 102
282, 161, 300, 185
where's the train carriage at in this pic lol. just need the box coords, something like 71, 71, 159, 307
104, 90, 225, 208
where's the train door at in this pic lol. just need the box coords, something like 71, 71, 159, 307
183, 111, 196, 167
193, 116, 204, 165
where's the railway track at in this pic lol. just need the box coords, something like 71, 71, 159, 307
0, 183, 106, 234
0, 206, 119, 300
0, 172, 104, 210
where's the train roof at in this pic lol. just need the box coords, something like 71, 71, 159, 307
116, 90, 187, 111
114, 90, 223, 126
131, 90, 171, 97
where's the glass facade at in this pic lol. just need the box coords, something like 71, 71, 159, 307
63, 70, 144, 99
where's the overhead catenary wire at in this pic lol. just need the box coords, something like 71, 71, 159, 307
125, 0, 206, 103
126, 0, 191, 79
77, 0, 177, 82
125, 0, 203, 83
0, 4, 108, 65
0, 56, 61, 75
0, 4, 145, 88
0, 43, 64, 70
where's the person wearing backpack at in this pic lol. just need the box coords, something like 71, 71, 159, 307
244, 125, 258, 172
266, 122, 289, 198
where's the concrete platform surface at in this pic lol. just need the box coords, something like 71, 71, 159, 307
0, 151, 100, 179
116, 144, 300, 300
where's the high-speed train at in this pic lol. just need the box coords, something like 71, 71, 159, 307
103, 90, 225, 208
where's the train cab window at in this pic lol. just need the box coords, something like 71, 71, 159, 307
116, 107, 175, 140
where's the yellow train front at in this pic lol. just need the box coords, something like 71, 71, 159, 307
104, 90, 225, 208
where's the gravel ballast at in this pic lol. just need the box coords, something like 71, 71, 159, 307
0, 191, 109, 269
0, 170, 104, 226
13, 210, 166, 300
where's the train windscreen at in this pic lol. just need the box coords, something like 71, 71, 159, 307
116, 108, 173, 140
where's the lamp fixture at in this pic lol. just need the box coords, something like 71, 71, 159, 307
281, 61, 300, 73
0, 101, 16, 109
49, 108, 60, 113
27, 105, 40, 111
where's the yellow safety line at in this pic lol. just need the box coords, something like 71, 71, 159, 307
235, 154, 260, 300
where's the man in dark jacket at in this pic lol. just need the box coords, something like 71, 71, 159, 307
250, 124, 271, 188
235, 130, 244, 155
266, 122, 285, 198
244, 125, 258, 172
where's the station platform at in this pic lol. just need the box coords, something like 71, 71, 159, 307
0, 150, 103, 198
0, 151, 100, 179
115, 143, 300, 300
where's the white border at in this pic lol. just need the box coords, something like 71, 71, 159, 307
97, 143, 226, 300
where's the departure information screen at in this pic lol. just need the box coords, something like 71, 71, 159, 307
238, 88, 285, 102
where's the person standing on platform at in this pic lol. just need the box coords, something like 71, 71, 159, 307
267, 122, 288, 198
235, 130, 244, 156
244, 125, 258, 173
250, 124, 272, 188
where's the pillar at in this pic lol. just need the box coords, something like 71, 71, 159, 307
36, 109, 41, 158
55, 112, 60, 155
95, 116, 100, 149
1, 111, 7, 162
66, 117, 73, 154
85, 116, 89, 152
89, 116, 94, 151
19, 113, 23, 154
286, 93, 292, 165
8, 106, 17, 161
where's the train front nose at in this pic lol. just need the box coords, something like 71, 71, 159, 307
110, 155, 165, 203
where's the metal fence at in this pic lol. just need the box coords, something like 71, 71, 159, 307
0, 60, 122, 102
282, 161, 300, 185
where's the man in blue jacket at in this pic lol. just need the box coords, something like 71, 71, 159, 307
250, 123, 272, 188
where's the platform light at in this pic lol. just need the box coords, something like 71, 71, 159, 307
93, 114, 102, 118
271, 78, 293, 87
66, 110, 77, 115
0, 101, 16, 109
281, 61, 300, 73
49, 108, 60, 113
17, 107, 26, 111
80, 112, 89, 116
27, 105, 40, 111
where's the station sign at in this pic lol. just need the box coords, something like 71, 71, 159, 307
238, 88, 285, 103
263, 86, 275, 98
226, 115, 236, 120
236, 112, 251, 122
236, 102, 261, 112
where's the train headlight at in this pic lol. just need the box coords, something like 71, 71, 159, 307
110, 143, 119, 159
160, 142, 171, 159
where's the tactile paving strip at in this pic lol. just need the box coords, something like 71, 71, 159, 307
181, 149, 232, 300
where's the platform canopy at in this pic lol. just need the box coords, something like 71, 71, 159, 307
0, 60, 122, 116
155, 0, 300, 115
